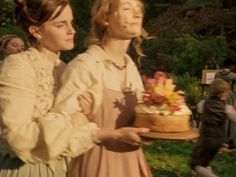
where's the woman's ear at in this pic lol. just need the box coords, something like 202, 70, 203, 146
29, 26, 41, 39
102, 13, 110, 27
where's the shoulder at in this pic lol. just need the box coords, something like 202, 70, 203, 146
205, 98, 226, 111
71, 45, 103, 64
125, 54, 141, 77
125, 54, 137, 66
0, 50, 37, 89
1, 50, 36, 76
65, 46, 103, 74
215, 69, 236, 82
69, 53, 95, 67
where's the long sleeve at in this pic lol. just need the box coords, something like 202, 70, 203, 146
0, 53, 97, 163
53, 56, 102, 115
0, 56, 39, 162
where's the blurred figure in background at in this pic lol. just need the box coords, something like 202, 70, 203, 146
191, 78, 236, 177
0, 35, 26, 59
215, 58, 236, 149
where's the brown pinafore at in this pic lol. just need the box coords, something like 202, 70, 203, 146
68, 88, 152, 177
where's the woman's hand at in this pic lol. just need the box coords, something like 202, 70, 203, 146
96, 127, 150, 146
115, 127, 150, 146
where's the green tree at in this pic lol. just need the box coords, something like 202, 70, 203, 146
0, 0, 15, 26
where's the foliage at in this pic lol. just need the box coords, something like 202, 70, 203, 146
0, 0, 235, 71
182, 0, 220, 11
139, 35, 184, 76
0, 25, 24, 36
0, 0, 15, 26
139, 33, 236, 79
173, 35, 236, 76
143, 140, 236, 177
139, 37, 173, 76
175, 72, 202, 105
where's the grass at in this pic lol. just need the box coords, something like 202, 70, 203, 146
143, 140, 236, 177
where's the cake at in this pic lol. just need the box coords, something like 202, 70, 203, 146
134, 72, 192, 133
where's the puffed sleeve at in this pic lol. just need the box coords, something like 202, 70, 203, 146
0, 55, 98, 163
0, 55, 39, 161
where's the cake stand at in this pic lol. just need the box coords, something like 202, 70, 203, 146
140, 128, 199, 141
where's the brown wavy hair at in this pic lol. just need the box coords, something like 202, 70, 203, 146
88, 0, 149, 57
14, 0, 70, 48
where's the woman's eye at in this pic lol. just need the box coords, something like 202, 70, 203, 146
12, 44, 19, 47
55, 23, 64, 28
122, 5, 131, 11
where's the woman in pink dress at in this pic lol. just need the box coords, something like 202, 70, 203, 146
54, 0, 153, 177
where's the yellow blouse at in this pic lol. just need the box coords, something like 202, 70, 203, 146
0, 48, 98, 164
54, 45, 144, 116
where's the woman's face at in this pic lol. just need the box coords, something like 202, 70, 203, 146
37, 5, 75, 53
106, 0, 143, 40
5, 37, 25, 55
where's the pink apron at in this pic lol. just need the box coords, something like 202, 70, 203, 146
68, 88, 152, 177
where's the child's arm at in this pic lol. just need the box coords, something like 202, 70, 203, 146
225, 104, 236, 121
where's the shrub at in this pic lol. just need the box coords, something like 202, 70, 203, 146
175, 72, 202, 106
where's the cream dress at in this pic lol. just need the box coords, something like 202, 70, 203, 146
0, 48, 98, 177
54, 45, 153, 177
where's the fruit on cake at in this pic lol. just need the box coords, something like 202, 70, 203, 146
134, 71, 192, 133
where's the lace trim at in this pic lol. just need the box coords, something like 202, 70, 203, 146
26, 51, 62, 119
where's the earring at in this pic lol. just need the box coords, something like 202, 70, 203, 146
103, 21, 109, 26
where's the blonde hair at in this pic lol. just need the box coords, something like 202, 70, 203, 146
209, 78, 230, 97
88, 0, 149, 57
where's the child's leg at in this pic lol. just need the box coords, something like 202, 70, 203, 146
195, 165, 218, 177
191, 137, 222, 177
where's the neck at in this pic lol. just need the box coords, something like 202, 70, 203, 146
39, 47, 60, 64
101, 38, 131, 64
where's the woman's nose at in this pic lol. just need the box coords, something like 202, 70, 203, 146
133, 7, 142, 18
68, 24, 76, 35
18, 47, 24, 52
